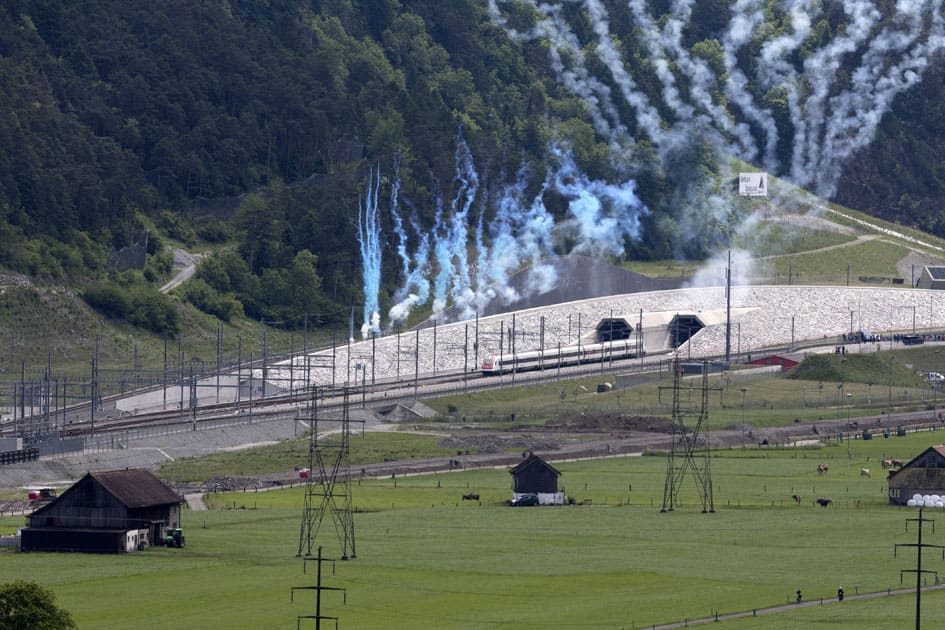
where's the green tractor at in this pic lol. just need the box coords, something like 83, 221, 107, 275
164, 528, 185, 548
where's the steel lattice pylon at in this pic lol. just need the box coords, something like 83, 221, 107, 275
661, 358, 715, 513
297, 387, 357, 560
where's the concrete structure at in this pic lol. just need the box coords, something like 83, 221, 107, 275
916, 267, 945, 290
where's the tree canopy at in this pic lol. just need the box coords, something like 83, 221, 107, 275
0, 580, 77, 630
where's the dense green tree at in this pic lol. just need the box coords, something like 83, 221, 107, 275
0, 580, 77, 630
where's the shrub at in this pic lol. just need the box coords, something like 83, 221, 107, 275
127, 287, 180, 334
82, 283, 131, 319
183, 279, 243, 322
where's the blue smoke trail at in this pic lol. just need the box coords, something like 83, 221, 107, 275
429, 133, 481, 314
549, 146, 648, 256
430, 187, 450, 313
447, 134, 478, 305
452, 146, 647, 320
387, 137, 649, 323
356, 164, 382, 338
389, 194, 431, 324
389, 157, 409, 301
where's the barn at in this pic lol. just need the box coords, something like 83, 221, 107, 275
20, 469, 183, 553
887, 446, 945, 505
509, 453, 564, 505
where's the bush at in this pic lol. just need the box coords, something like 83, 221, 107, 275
144, 250, 174, 282
158, 210, 196, 245
197, 220, 233, 243
127, 287, 180, 334
82, 283, 131, 319
183, 279, 243, 322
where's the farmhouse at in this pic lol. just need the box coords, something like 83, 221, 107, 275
887, 446, 945, 505
20, 468, 183, 553
509, 453, 564, 505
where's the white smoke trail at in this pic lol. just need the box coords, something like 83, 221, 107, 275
487, 0, 631, 145
383, 1, 945, 325
814, 0, 945, 196
489, 0, 945, 201
794, 0, 881, 186
722, 0, 778, 169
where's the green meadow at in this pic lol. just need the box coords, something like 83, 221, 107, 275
7, 430, 945, 628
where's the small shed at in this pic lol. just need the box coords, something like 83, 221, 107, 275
21, 469, 183, 553
509, 453, 564, 505
887, 445, 945, 505
746, 355, 799, 371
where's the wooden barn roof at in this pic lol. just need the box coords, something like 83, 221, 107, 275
888, 445, 945, 482
90, 469, 182, 508
509, 453, 561, 477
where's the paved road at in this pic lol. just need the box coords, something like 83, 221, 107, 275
651, 584, 945, 629
159, 249, 206, 294
184, 493, 207, 510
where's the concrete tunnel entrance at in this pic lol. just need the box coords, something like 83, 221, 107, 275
595, 318, 634, 343
669, 314, 705, 348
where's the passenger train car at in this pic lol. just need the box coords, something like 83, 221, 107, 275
481, 339, 644, 375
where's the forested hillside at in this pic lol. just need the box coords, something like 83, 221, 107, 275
1, 0, 943, 334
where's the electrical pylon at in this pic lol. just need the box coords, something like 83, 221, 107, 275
661, 358, 716, 513
297, 387, 357, 560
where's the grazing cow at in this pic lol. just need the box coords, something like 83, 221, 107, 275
816, 498, 833, 507
817, 464, 829, 474
891, 459, 904, 468
792, 495, 802, 505
861, 468, 871, 478
462, 493, 480, 501
881, 459, 893, 469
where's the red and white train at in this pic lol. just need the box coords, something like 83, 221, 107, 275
481, 339, 645, 375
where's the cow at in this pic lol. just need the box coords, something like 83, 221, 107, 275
792, 495, 802, 505
891, 459, 904, 468
881, 459, 893, 469
817, 464, 829, 474
462, 493, 480, 501
861, 468, 871, 478
816, 498, 833, 507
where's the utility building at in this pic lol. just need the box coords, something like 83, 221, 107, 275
509, 453, 564, 505
916, 266, 945, 290
20, 469, 183, 553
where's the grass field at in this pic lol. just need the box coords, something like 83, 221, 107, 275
7, 431, 945, 628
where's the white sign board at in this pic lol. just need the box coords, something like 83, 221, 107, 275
738, 172, 768, 197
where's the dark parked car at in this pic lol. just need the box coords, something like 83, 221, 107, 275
511, 493, 539, 507
902, 334, 925, 346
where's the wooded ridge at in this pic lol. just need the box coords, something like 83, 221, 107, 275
1, 0, 942, 333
